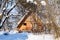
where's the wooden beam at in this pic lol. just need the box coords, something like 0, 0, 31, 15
17, 11, 32, 28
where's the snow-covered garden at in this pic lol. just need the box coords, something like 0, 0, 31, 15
0, 30, 60, 40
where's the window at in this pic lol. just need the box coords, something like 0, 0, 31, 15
23, 23, 27, 26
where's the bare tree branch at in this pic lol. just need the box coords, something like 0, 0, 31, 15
0, 2, 18, 27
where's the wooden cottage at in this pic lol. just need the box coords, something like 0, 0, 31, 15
17, 12, 43, 32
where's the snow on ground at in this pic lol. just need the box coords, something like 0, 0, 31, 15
40, 1, 46, 6
0, 30, 60, 40
0, 31, 5, 35
27, 0, 33, 3
33, 1, 37, 4
9, 30, 18, 34
0, 13, 2, 16
55, 38, 60, 40
0, 32, 28, 40
0, 29, 19, 35
27, 33, 55, 40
